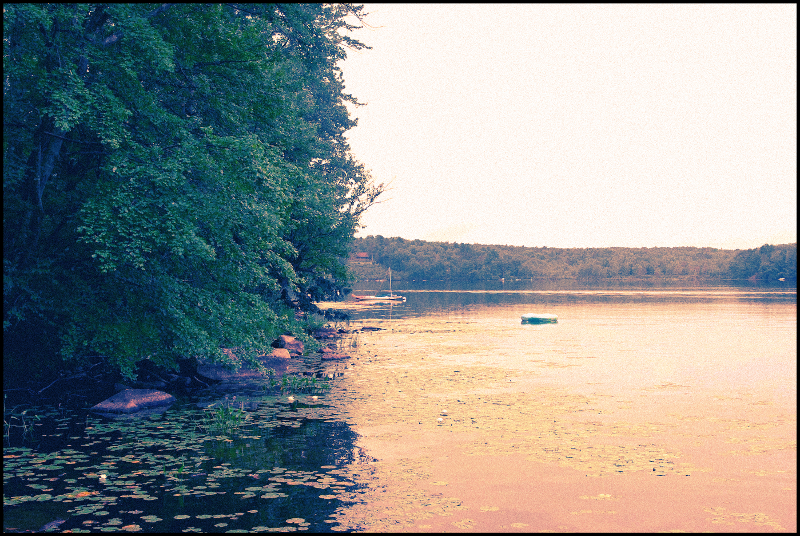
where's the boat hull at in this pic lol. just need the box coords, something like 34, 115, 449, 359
521, 313, 558, 324
352, 295, 406, 303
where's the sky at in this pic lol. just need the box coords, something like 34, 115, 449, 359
338, 4, 796, 250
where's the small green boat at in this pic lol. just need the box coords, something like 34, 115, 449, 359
521, 313, 558, 324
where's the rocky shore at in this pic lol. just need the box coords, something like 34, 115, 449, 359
3, 322, 372, 416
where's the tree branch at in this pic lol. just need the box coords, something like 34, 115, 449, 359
35, 131, 64, 211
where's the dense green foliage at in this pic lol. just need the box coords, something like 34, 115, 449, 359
727, 243, 798, 282
351, 236, 797, 283
4, 4, 382, 382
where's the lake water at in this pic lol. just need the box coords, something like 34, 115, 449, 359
3, 284, 796, 532
323, 283, 796, 531
344, 286, 796, 404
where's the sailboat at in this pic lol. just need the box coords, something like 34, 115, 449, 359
352, 268, 406, 302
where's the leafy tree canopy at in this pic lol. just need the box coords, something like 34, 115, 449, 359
4, 3, 382, 382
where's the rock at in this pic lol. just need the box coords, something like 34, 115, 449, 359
197, 348, 265, 381
275, 335, 304, 355
257, 352, 299, 376
324, 309, 350, 322
312, 327, 340, 339
90, 389, 175, 414
197, 363, 264, 381
196, 349, 298, 382
321, 353, 351, 361
269, 348, 291, 359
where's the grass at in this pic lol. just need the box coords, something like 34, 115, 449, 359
263, 373, 331, 394
3, 395, 42, 446
201, 397, 250, 437
195, 374, 331, 439
347, 331, 361, 349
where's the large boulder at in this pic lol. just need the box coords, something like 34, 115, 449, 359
269, 348, 291, 360
90, 389, 175, 415
197, 363, 266, 381
274, 334, 304, 355
196, 348, 296, 382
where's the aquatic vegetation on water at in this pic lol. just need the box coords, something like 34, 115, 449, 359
263, 374, 332, 395
2, 393, 372, 533
4, 309, 796, 533
3, 396, 43, 447
201, 399, 250, 437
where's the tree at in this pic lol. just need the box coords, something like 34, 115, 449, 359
3, 4, 382, 382
350, 236, 772, 283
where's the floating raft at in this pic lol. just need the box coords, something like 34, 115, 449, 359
521, 313, 558, 324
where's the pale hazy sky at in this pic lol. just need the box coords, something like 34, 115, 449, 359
339, 4, 796, 250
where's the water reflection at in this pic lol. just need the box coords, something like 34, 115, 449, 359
3, 394, 368, 533
355, 277, 795, 293
344, 284, 796, 321
326, 294, 796, 531
6, 285, 796, 532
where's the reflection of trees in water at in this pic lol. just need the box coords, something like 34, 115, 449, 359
346, 284, 796, 321
3, 405, 369, 532
268, 420, 359, 468
204, 419, 359, 470
197, 419, 364, 529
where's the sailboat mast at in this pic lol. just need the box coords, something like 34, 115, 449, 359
389, 268, 393, 297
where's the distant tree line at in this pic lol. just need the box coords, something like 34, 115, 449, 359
351, 236, 797, 283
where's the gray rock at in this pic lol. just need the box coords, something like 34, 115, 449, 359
321, 353, 351, 361
312, 327, 341, 339
196, 363, 263, 381
90, 389, 175, 414
196, 350, 299, 382
269, 348, 291, 360
275, 334, 304, 355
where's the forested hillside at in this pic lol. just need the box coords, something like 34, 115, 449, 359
350, 236, 797, 283
3, 4, 382, 382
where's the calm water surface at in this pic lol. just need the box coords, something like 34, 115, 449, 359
329, 284, 796, 531
4, 285, 796, 532
347, 283, 796, 403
